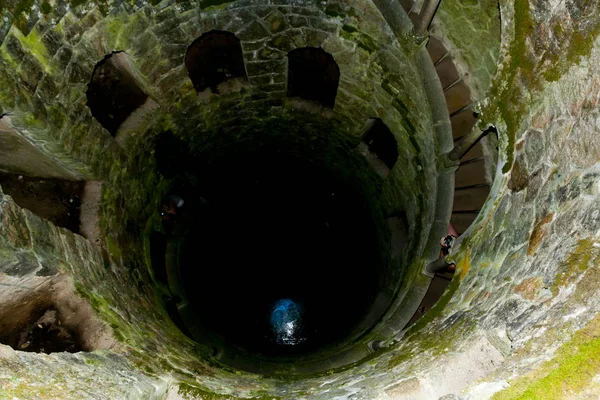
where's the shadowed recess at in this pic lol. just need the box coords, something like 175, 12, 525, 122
287, 47, 340, 108
363, 119, 399, 170
86, 52, 148, 136
185, 30, 247, 93
177, 149, 382, 358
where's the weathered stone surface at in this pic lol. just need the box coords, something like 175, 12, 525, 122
3, 32, 26, 62
304, 28, 328, 47
244, 59, 285, 76
431, 0, 501, 100
1, 0, 598, 399
506, 157, 528, 192
264, 9, 288, 34
0, 120, 82, 179
0, 251, 38, 276
236, 20, 270, 41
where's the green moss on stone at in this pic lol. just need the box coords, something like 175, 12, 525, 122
23, 112, 45, 128
492, 315, 600, 400
40, 1, 52, 15
484, 0, 600, 175
542, 16, 600, 83
387, 253, 470, 368
200, 0, 234, 11
483, 0, 535, 174
104, 18, 126, 48
339, 25, 379, 54
342, 24, 358, 34
68, 0, 87, 8
17, 28, 54, 74
178, 382, 282, 400
407, 272, 461, 337
105, 234, 123, 263
551, 239, 596, 295
84, 357, 101, 366
8, 0, 35, 32
434, 0, 501, 96
357, 32, 378, 54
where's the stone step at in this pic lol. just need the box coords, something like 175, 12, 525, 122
445, 81, 472, 115
455, 159, 488, 187
462, 141, 484, 160
425, 34, 489, 237
427, 36, 448, 65
452, 134, 485, 158
451, 107, 478, 138
435, 56, 460, 89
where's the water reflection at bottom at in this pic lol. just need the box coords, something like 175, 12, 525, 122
270, 299, 305, 346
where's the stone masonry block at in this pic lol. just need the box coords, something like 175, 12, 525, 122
269, 30, 305, 51
17, 54, 44, 93
179, 20, 203, 42
241, 39, 266, 52
65, 54, 95, 85
154, 19, 189, 45
59, 13, 84, 45
236, 20, 271, 41
131, 32, 161, 63
256, 45, 285, 61
264, 10, 288, 34
287, 15, 308, 28
308, 17, 338, 33
41, 29, 65, 59
155, 5, 177, 24
0, 200, 31, 250
248, 73, 286, 86
79, 9, 104, 32
36, 74, 59, 101
304, 28, 328, 47
76, 31, 111, 62
245, 59, 286, 76
53, 45, 74, 71
122, 13, 154, 45
3, 33, 26, 63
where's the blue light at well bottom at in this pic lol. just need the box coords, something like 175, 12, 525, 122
270, 299, 305, 345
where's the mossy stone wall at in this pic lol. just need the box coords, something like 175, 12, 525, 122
430, 0, 501, 100
0, 0, 447, 398
6, 0, 600, 398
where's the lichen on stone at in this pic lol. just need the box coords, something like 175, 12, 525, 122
491, 314, 600, 400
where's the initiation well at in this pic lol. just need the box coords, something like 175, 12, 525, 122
2, 0, 600, 399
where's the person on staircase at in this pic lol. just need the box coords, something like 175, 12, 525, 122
439, 223, 458, 273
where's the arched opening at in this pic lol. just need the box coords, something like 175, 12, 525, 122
185, 30, 247, 93
286, 47, 340, 108
357, 119, 399, 177
363, 119, 399, 170
86, 52, 148, 136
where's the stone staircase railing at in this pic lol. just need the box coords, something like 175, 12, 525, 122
402, 0, 492, 236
